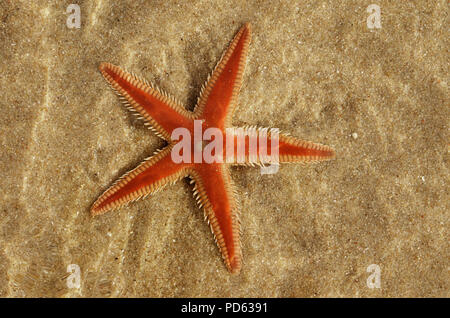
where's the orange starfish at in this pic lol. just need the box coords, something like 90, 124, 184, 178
92, 23, 335, 274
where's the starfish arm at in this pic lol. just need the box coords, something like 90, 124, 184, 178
91, 146, 189, 216
224, 127, 335, 165
277, 134, 335, 163
189, 164, 241, 274
194, 23, 251, 129
99, 62, 194, 140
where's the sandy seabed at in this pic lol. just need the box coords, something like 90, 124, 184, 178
0, 0, 448, 297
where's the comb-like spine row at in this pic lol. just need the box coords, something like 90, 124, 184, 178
188, 167, 241, 272
91, 145, 187, 215
100, 63, 195, 141
278, 134, 335, 163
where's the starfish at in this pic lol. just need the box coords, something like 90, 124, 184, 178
91, 23, 335, 274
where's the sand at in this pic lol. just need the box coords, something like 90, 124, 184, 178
0, 0, 448, 297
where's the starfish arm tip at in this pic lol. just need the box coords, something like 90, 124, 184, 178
99, 62, 110, 71
90, 200, 112, 217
